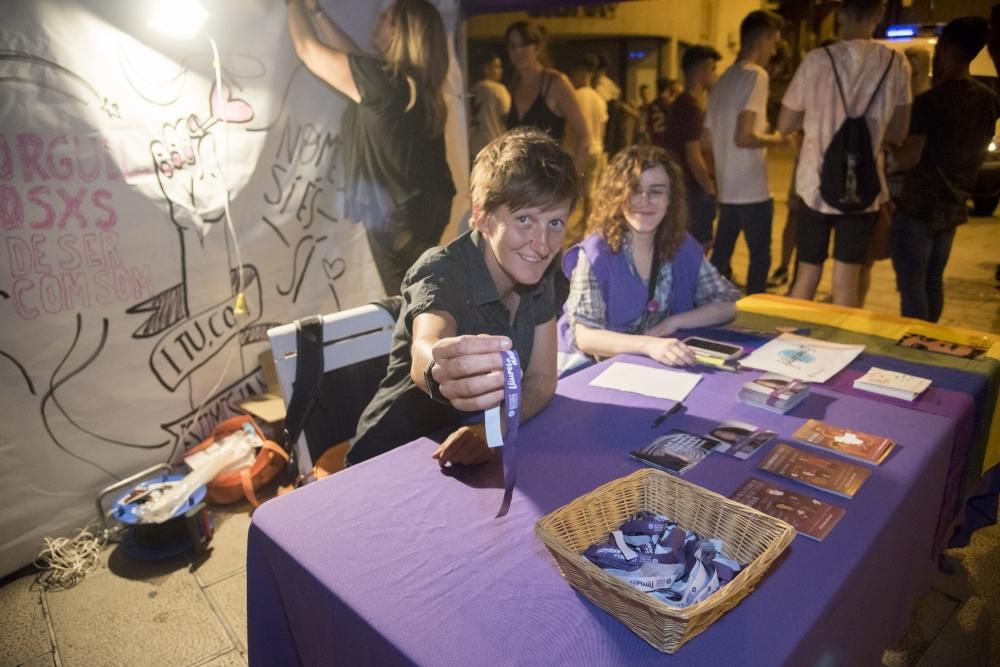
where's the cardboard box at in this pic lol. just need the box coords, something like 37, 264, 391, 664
240, 349, 286, 425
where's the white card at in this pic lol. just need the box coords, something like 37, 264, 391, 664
590, 362, 701, 401
484, 407, 503, 448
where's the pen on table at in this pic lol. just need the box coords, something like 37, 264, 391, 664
651, 402, 685, 428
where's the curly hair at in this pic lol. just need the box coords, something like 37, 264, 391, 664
586, 145, 688, 263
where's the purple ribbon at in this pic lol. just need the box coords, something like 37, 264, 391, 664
495, 350, 522, 518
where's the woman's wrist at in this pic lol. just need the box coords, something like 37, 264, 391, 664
640, 335, 660, 357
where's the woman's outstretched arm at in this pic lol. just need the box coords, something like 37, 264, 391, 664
286, 0, 361, 102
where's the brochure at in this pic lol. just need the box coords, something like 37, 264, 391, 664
739, 333, 864, 383
629, 429, 728, 476
706, 420, 776, 460
730, 478, 846, 541
852, 367, 932, 401
739, 372, 810, 414
792, 419, 895, 465
757, 443, 871, 499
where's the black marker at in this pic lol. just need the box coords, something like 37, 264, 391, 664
651, 402, 685, 428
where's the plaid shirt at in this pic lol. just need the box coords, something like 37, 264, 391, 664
565, 235, 740, 348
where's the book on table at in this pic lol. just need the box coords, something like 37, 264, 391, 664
852, 367, 931, 401
730, 477, 846, 541
738, 373, 810, 414
791, 419, 895, 465
757, 443, 871, 499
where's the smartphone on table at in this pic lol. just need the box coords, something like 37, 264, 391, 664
682, 336, 744, 361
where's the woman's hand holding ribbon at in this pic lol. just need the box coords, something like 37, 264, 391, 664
429, 334, 513, 412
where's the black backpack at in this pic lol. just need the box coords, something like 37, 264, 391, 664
820, 47, 896, 213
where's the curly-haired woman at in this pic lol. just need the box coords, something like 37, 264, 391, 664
557, 145, 740, 373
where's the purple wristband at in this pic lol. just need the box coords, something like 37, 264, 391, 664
493, 350, 521, 518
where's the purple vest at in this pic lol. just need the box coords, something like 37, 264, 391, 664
557, 232, 704, 352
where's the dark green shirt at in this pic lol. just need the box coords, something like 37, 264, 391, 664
348, 230, 557, 465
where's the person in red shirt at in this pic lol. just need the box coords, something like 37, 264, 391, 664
664, 45, 722, 252
646, 77, 679, 150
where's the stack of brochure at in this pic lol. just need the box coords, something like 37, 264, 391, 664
852, 367, 931, 401
730, 478, 846, 541
792, 419, 895, 465
758, 443, 871, 499
739, 373, 810, 414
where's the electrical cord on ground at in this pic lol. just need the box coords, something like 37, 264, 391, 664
33, 523, 115, 591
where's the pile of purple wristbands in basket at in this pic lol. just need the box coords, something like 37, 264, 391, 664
583, 511, 743, 607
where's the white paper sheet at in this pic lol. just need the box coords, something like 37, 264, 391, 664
739, 333, 865, 383
589, 363, 702, 401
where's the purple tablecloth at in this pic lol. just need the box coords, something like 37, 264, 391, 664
248, 355, 958, 666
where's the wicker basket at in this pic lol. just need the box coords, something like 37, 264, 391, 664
534, 468, 795, 653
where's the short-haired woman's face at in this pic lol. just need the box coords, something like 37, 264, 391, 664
623, 165, 670, 235
507, 30, 539, 71
477, 201, 570, 288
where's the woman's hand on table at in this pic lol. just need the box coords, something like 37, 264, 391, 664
642, 337, 696, 367
430, 334, 512, 411
432, 424, 494, 467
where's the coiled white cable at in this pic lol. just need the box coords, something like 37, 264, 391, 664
34, 525, 109, 591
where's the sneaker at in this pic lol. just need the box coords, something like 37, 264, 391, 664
767, 267, 789, 288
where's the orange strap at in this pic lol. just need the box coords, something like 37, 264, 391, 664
260, 439, 289, 461
241, 440, 289, 508
241, 468, 260, 508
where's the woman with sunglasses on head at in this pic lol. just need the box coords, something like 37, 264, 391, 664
558, 145, 740, 373
286, 0, 456, 296
504, 21, 591, 175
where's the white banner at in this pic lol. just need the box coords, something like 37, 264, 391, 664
0, 0, 468, 576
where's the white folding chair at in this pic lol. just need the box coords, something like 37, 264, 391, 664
267, 303, 396, 478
